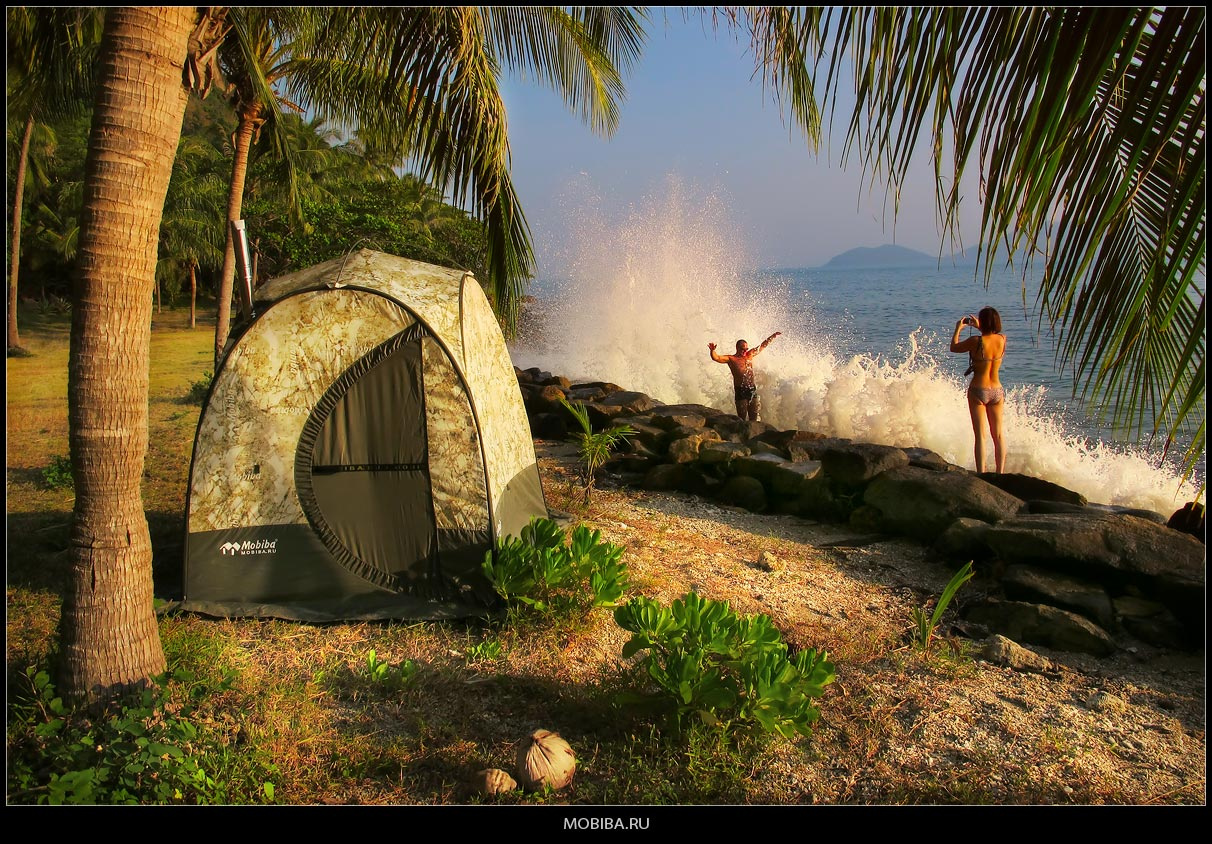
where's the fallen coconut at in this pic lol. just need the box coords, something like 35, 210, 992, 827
516, 729, 576, 791
471, 768, 518, 796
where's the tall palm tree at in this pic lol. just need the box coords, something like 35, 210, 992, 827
6, 7, 102, 354
736, 7, 1205, 482
159, 133, 228, 327
207, 7, 647, 366
56, 5, 645, 703
60, 6, 199, 703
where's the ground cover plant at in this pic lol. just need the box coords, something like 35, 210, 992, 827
6, 306, 1205, 806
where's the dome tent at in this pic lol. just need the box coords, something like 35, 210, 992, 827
181, 249, 547, 621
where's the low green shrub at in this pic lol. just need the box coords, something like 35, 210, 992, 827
186, 370, 213, 404
7, 666, 277, 805
365, 650, 418, 689
482, 517, 630, 616
41, 455, 74, 491
614, 592, 836, 741
464, 639, 504, 663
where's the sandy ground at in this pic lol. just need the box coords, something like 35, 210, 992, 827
534, 440, 1207, 805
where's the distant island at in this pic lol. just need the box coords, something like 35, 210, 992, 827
819, 244, 978, 270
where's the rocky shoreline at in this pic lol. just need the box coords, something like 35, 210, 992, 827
516, 367, 1206, 661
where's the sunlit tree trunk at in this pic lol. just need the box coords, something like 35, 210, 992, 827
61, 5, 196, 704
213, 106, 261, 368
8, 114, 34, 354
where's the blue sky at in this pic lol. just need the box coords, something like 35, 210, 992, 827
499, 12, 985, 272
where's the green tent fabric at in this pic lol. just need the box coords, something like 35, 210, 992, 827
180, 250, 547, 621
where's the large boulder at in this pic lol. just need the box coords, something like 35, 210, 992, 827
699, 441, 752, 466
1167, 501, 1206, 542
814, 441, 910, 487
1000, 565, 1115, 629
601, 390, 660, 415
862, 466, 1026, 542
977, 472, 1088, 506
963, 600, 1117, 656
648, 404, 713, 431
982, 512, 1205, 635
731, 452, 792, 485
717, 475, 767, 512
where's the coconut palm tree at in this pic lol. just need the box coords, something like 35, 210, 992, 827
276, 6, 650, 335
6, 7, 102, 354
159, 133, 228, 327
57, 5, 646, 703
207, 6, 647, 365
60, 6, 199, 703
742, 7, 1205, 480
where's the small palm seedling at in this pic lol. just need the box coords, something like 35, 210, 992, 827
559, 398, 634, 505
911, 561, 975, 653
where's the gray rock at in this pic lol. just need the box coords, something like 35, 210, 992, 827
818, 441, 910, 487
904, 447, 952, 471
529, 412, 569, 440
1024, 500, 1092, 515
648, 404, 712, 431
983, 512, 1205, 633
1000, 564, 1115, 628
754, 550, 782, 572
732, 452, 790, 484
977, 472, 1088, 506
699, 441, 752, 465
1166, 501, 1205, 541
642, 463, 689, 491
601, 390, 658, 415
584, 402, 627, 428
717, 475, 767, 512
934, 517, 995, 560
963, 600, 1117, 656
541, 375, 572, 390
863, 466, 1026, 542
981, 634, 1054, 672
612, 418, 669, 453
768, 459, 823, 496
667, 435, 706, 464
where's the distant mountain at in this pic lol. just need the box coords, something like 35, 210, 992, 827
820, 244, 978, 270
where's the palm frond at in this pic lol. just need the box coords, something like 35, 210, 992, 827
813, 7, 1205, 475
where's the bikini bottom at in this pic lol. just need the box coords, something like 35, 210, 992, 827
968, 385, 1004, 406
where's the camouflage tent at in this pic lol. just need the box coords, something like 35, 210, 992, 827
181, 249, 547, 621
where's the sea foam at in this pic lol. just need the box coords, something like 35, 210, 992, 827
511, 176, 1204, 516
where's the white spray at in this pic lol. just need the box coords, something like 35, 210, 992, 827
511, 176, 1204, 516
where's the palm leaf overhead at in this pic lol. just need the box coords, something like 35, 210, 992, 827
293, 7, 647, 334
795, 7, 1204, 480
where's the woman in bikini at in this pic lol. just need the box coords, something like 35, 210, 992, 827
950, 306, 1006, 473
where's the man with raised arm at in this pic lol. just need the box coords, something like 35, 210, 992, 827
708, 332, 781, 422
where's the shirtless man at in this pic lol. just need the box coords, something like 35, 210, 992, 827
708, 332, 781, 421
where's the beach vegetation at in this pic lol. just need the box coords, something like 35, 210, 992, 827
483, 517, 631, 617
559, 397, 635, 505
910, 561, 975, 653
613, 592, 836, 742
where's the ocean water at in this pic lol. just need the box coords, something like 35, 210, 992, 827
509, 182, 1205, 516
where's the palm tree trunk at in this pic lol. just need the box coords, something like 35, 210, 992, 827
189, 260, 197, 329
214, 108, 260, 368
61, 5, 195, 704
8, 113, 34, 354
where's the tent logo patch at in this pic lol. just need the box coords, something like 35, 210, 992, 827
219, 539, 278, 556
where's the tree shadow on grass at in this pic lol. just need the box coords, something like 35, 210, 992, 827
4, 508, 185, 602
